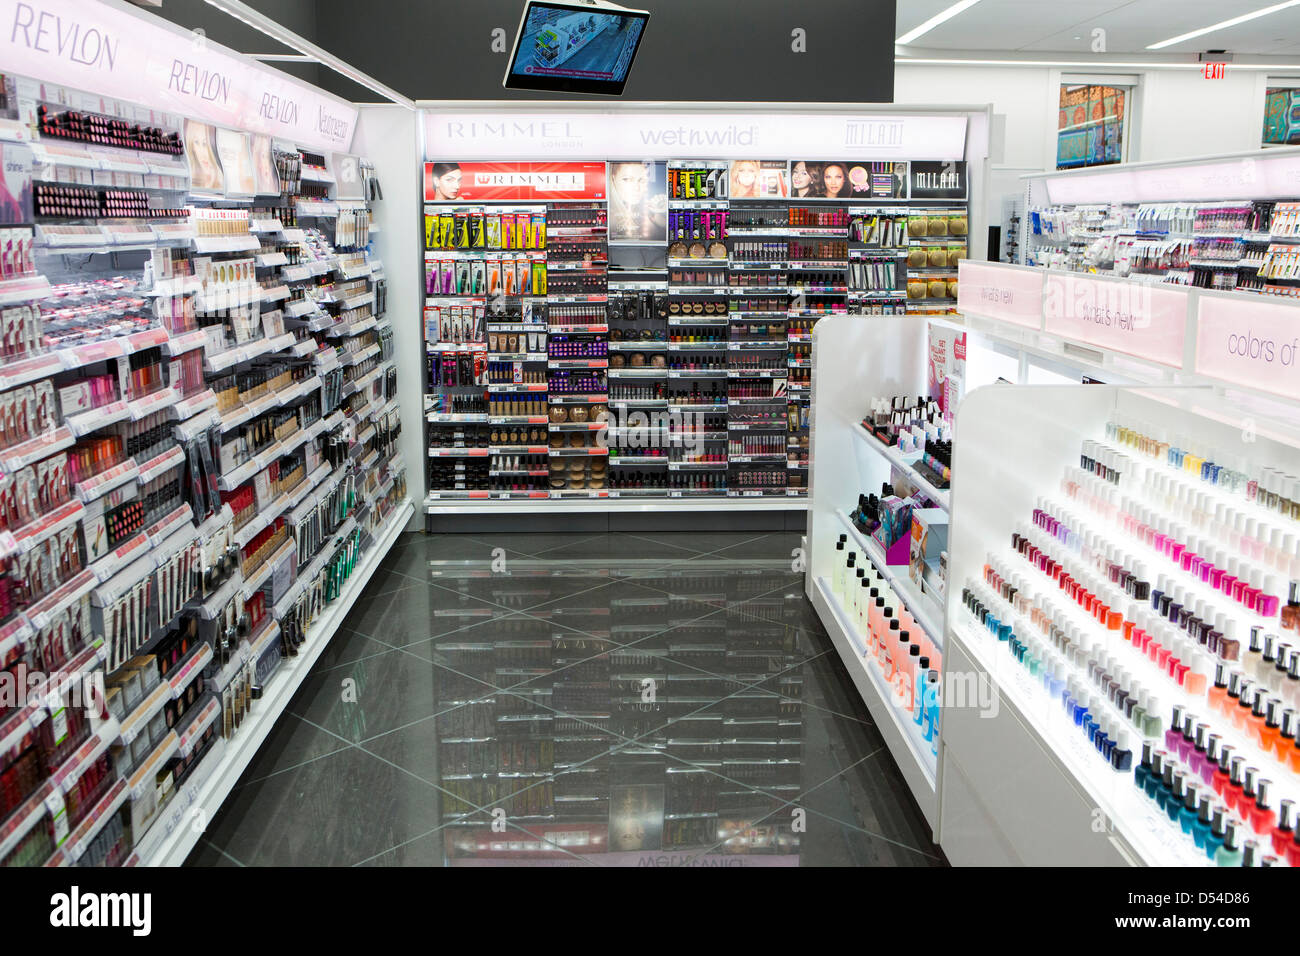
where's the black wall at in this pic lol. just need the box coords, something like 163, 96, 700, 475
313, 0, 895, 102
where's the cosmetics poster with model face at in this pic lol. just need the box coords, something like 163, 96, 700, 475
184, 120, 224, 196
250, 134, 280, 197
424, 162, 606, 202
729, 160, 788, 199
847, 161, 907, 199
215, 129, 256, 199
0, 143, 32, 224
608, 161, 667, 242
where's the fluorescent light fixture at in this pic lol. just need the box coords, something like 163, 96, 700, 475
897, 56, 1300, 70
1146, 0, 1300, 49
202, 0, 415, 107
896, 0, 984, 45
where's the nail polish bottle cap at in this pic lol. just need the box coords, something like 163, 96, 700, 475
1211, 805, 1228, 837
1194, 722, 1209, 752
1170, 702, 1185, 730
1198, 796, 1214, 825
1229, 756, 1247, 787
1222, 820, 1242, 852
1183, 780, 1199, 811
1282, 709, 1298, 740
1182, 710, 1196, 739
1141, 740, 1155, 768
1290, 653, 1300, 682
1278, 799, 1296, 833
889, 619, 900, 632
1205, 733, 1222, 767
909, 644, 920, 658
1171, 771, 1187, 802
1249, 627, 1265, 654
1256, 778, 1273, 811
1218, 743, 1235, 772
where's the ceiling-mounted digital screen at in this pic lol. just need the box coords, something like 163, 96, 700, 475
503, 0, 650, 96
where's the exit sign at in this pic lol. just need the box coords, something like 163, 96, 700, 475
1202, 62, 1226, 79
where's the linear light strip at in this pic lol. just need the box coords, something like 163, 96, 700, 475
1147, 0, 1300, 50
897, 56, 1300, 70
896, 0, 985, 46
202, 0, 415, 108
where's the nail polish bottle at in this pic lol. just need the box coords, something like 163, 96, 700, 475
1135, 740, 1155, 790
1207, 661, 1230, 713
1260, 697, 1282, 752
1166, 771, 1187, 821
1192, 796, 1215, 851
1205, 806, 1228, 860
1145, 750, 1167, 800
1179, 783, 1200, 834
1211, 743, 1234, 800
1164, 704, 1185, 753
1278, 709, 1297, 761
1271, 799, 1295, 858
1214, 820, 1244, 866
1201, 734, 1222, 786
1246, 775, 1275, 837
1224, 756, 1248, 814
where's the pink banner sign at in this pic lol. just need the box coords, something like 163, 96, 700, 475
1196, 295, 1300, 401
956, 262, 1043, 329
1042, 274, 1188, 368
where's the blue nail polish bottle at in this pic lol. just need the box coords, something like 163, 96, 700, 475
1134, 741, 1154, 789
1145, 751, 1166, 800
1166, 773, 1186, 822
1179, 784, 1200, 835
1191, 798, 1214, 851
1204, 807, 1227, 861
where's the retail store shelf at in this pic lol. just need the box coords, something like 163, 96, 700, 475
135, 499, 412, 866
809, 575, 937, 826
424, 493, 803, 514
837, 512, 943, 650
853, 423, 950, 510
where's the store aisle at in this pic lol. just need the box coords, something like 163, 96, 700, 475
186, 530, 944, 867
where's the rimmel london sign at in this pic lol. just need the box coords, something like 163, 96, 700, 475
1, 0, 357, 151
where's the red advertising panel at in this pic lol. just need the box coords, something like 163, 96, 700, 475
425, 161, 607, 202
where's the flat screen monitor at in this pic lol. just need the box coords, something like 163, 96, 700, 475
503, 0, 650, 96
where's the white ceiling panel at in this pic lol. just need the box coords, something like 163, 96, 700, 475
897, 0, 1300, 54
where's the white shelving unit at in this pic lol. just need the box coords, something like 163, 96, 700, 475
135, 500, 412, 866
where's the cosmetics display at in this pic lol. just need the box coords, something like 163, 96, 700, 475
0, 65, 408, 868
422, 160, 969, 507
1023, 171, 1300, 298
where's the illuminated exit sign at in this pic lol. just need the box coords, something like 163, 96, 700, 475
1202, 62, 1226, 79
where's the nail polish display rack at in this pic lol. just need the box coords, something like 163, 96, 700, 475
0, 72, 408, 868
433, 565, 806, 859
942, 384, 1300, 866
422, 163, 968, 508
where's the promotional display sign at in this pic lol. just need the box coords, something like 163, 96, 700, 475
1043, 151, 1300, 204
607, 160, 667, 241
0, 0, 357, 151
424, 112, 969, 162
1042, 273, 1187, 368
910, 161, 968, 200
788, 160, 898, 200
1195, 295, 1300, 402
956, 262, 1043, 330
728, 160, 788, 199
424, 161, 607, 202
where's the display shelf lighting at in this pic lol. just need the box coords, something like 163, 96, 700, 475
201, 0, 415, 108
1146, 0, 1300, 50
896, 0, 984, 46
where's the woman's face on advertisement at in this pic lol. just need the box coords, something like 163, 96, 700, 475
791, 162, 809, 189
614, 164, 648, 202
823, 164, 845, 195
736, 163, 756, 186
437, 168, 462, 198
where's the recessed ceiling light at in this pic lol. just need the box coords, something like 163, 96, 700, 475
896, 0, 985, 45
1147, 0, 1300, 50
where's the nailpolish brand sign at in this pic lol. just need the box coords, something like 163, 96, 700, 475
426, 112, 968, 161
1042, 274, 1187, 367
1196, 295, 1300, 401
956, 262, 1043, 329
1, 0, 356, 151
424, 162, 606, 202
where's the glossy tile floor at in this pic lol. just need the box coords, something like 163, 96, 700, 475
186, 530, 945, 867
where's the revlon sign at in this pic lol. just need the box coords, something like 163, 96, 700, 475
0, 0, 357, 151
